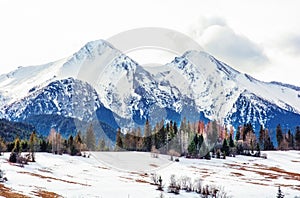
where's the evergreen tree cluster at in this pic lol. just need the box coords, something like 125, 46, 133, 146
115, 118, 221, 158
115, 118, 300, 158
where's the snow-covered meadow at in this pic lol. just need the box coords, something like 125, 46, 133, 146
0, 151, 300, 197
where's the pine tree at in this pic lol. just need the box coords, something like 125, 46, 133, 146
86, 124, 96, 151
173, 122, 178, 135
144, 119, 152, 151
258, 125, 265, 149
256, 143, 260, 157
276, 124, 283, 149
39, 139, 48, 152
188, 140, 196, 157
221, 139, 229, 156
75, 131, 83, 153
207, 120, 218, 146
276, 186, 284, 198
243, 123, 254, 141
229, 133, 235, 147
235, 126, 241, 141
287, 130, 294, 149
295, 126, 300, 150
9, 137, 21, 163
115, 128, 123, 151
136, 127, 143, 151
124, 132, 131, 150
14, 137, 21, 153
29, 131, 38, 161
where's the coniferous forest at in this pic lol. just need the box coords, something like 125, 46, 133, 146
1, 116, 300, 164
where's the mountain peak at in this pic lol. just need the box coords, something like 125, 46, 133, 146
71, 39, 117, 62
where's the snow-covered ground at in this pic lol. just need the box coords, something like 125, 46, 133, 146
0, 151, 300, 198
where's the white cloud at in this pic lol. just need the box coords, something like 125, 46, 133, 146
189, 17, 269, 73
0, 0, 299, 86
204, 26, 268, 71
278, 34, 300, 55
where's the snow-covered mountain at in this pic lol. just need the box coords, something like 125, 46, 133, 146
164, 50, 300, 129
0, 39, 299, 139
3, 78, 101, 122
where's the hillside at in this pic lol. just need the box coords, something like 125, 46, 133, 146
0, 119, 35, 142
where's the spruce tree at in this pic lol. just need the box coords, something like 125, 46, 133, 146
39, 139, 48, 152
221, 139, 229, 156
75, 131, 83, 153
173, 122, 178, 135
295, 126, 300, 150
115, 128, 123, 151
258, 125, 265, 149
229, 134, 235, 147
287, 130, 294, 149
68, 135, 77, 156
276, 186, 284, 198
188, 141, 196, 157
276, 124, 283, 149
144, 119, 152, 151
86, 124, 96, 151
235, 126, 241, 141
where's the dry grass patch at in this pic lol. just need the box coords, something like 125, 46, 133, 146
119, 176, 134, 181
0, 184, 28, 198
246, 181, 269, 186
97, 166, 109, 170
38, 168, 53, 174
18, 171, 91, 186
149, 163, 159, 168
135, 179, 150, 184
231, 172, 244, 177
33, 189, 62, 198
267, 167, 300, 181
291, 160, 300, 163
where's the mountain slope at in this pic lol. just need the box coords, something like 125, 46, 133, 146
4, 78, 101, 122
0, 39, 299, 140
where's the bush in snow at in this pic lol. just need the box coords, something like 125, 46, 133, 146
151, 173, 160, 185
151, 146, 160, 158
168, 174, 180, 194
179, 176, 190, 190
168, 149, 180, 161
9, 152, 17, 163
194, 178, 203, 194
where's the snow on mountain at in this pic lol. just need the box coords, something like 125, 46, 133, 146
270, 81, 300, 91
165, 50, 243, 121
165, 50, 300, 129
4, 78, 101, 122
0, 39, 117, 108
226, 90, 300, 134
0, 39, 299, 135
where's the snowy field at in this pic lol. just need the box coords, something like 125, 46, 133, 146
0, 151, 300, 198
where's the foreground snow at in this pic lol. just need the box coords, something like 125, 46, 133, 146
0, 151, 300, 197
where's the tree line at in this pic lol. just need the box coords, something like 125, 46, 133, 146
0, 124, 112, 163
1, 117, 300, 163
115, 118, 300, 158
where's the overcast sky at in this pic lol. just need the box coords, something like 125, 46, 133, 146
0, 0, 299, 86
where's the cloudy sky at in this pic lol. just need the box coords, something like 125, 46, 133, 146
0, 0, 299, 86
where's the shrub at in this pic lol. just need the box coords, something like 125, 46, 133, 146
9, 152, 17, 163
